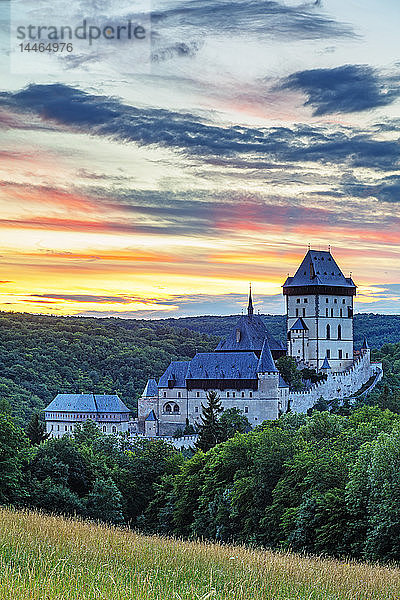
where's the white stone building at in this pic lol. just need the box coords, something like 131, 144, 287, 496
44, 393, 131, 438
138, 249, 382, 436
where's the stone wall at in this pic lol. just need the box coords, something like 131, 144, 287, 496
289, 351, 383, 414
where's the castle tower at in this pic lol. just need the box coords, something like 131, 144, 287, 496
283, 249, 356, 372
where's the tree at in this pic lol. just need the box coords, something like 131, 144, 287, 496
86, 477, 124, 524
276, 356, 303, 391
219, 408, 251, 441
195, 391, 223, 452
0, 414, 29, 504
26, 413, 50, 445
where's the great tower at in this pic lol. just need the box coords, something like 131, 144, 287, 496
283, 249, 356, 372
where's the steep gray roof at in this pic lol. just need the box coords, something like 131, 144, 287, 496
283, 250, 356, 290
186, 352, 258, 380
257, 339, 278, 373
158, 361, 190, 388
290, 317, 308, 331
279, 375, 289, 388
145, 410, 157, 422
321, 357, 332, 370
142, 379, 158, 397
361, 337, 370, 350
215, 314, 284, 354
45, 394, 130, 413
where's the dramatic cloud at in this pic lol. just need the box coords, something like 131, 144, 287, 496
1, 84, 400, 172
152, 0, 354, 40
279, 65, 400, 115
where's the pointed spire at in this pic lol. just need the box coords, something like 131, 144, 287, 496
247, 283, 254, 316
257, 338, 278, 373
361, 337, 369, 350
321, 357, 331, 370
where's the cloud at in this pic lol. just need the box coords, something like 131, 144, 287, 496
278, 65, 400, 115
152, 0, 354, 40
2, 84, 400, 174
342, 175, 400, 203
29, 294, 135, 304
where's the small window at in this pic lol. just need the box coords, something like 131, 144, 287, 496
296, 308, 299, 317
326, 324, 331, 340
103, 426, 106, 432
303, 308, 306, 317
340, 309, 343, 317
64, 425, 68, 431
242, 392, 245, 398
195, 407, 199, 413
342, 299, 346, 304
297, 298, 300, 304
326, 308, 328, 316
304, 298, 308, 303
178, 392, 181, 398
112, 426, 117, 433
227, 392, 230, 398
249, 392, 253, 398
331, 308, 334, 317
338, 325, 342, 340
173, 404, 180, 413
244, 407, 249, 414
326, 298, 329, 303
196, 392, 200, 398
339, 349, 343, 359
232, 392, 236, 398
163, 392, 167, 398
327, 349, 331, 359
334, 298, 337, 304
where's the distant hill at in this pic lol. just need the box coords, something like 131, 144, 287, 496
159, 313, 400, 350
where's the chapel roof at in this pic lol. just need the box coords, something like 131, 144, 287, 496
44, 393, 130, 413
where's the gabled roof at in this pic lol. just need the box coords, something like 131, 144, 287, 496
158, 361, 190, 388
215, 314, 284, 354
145, 410, 157, 422
283, 250, 356, 290
142, 379, 158, 397
321, 357, 332, 370
290, 317, 308, 331
257, 339, 278, 373
186, 352, 259, 380
44, 394, 130, 413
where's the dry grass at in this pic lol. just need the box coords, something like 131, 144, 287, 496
0, 507, 399, 600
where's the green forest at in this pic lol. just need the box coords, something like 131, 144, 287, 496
0, 311, 399, 426
2, 310, 400, 563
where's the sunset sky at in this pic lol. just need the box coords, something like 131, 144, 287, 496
0, 0, 399, 318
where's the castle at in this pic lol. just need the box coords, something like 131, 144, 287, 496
137, 249, 383, 437
44, 249, 383, 439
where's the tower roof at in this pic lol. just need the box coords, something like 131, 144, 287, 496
283, 250, 356, 293
361, 337, 370, 350
321, 357, 332, 370
290, 317, 308, 331
145, 410, 157, 422
215, 314, 284, 354
257, 339, 278, 373
142, 379, 158, 397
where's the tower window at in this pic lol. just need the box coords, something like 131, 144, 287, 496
342, 299, 346, 304
326, 324, 331, 339
195, 407, 199, 413
326, 298, 329, 303
331, 308, 334, 317
244, 407, 249, 414
249, 392, 253, 398
327, 349, 331, 359
242, 392, 245, 397
338, 349, 343, 359
297, 299, 300, 304
338, 325, 342, 340
196, 392, 200, 398
232, 392, 236, 398
296, 309, 299, 317
178, 392, 181, 398
227, 392, 230, 397
303, 308, 306, 317
334, 298, 337, 304
304, 298, 308, 303
326, 308, 328, 317
163, 392, 167, 398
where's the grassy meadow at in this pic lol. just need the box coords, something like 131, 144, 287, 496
1, 508, 400, 599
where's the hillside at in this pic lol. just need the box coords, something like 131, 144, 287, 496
0, 311, 399, 426
0, 312, 218, 426
160, 313, 400, 350
1, 508, 400, 600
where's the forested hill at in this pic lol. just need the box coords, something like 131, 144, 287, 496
0, 311, 399, 426
160, 313, 400, 349
0, 312, 218, 426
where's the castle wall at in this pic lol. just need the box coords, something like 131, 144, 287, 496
289, 351, 382, 414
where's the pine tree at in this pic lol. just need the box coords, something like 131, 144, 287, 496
26, 413, 50, 445
195, 390, 223, 452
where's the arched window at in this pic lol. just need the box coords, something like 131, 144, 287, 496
102, 425, 106, 432
112, 426, 117, 433
338, 325, 342, 340
326, 324, 331, 340
163, 402, 180, 414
